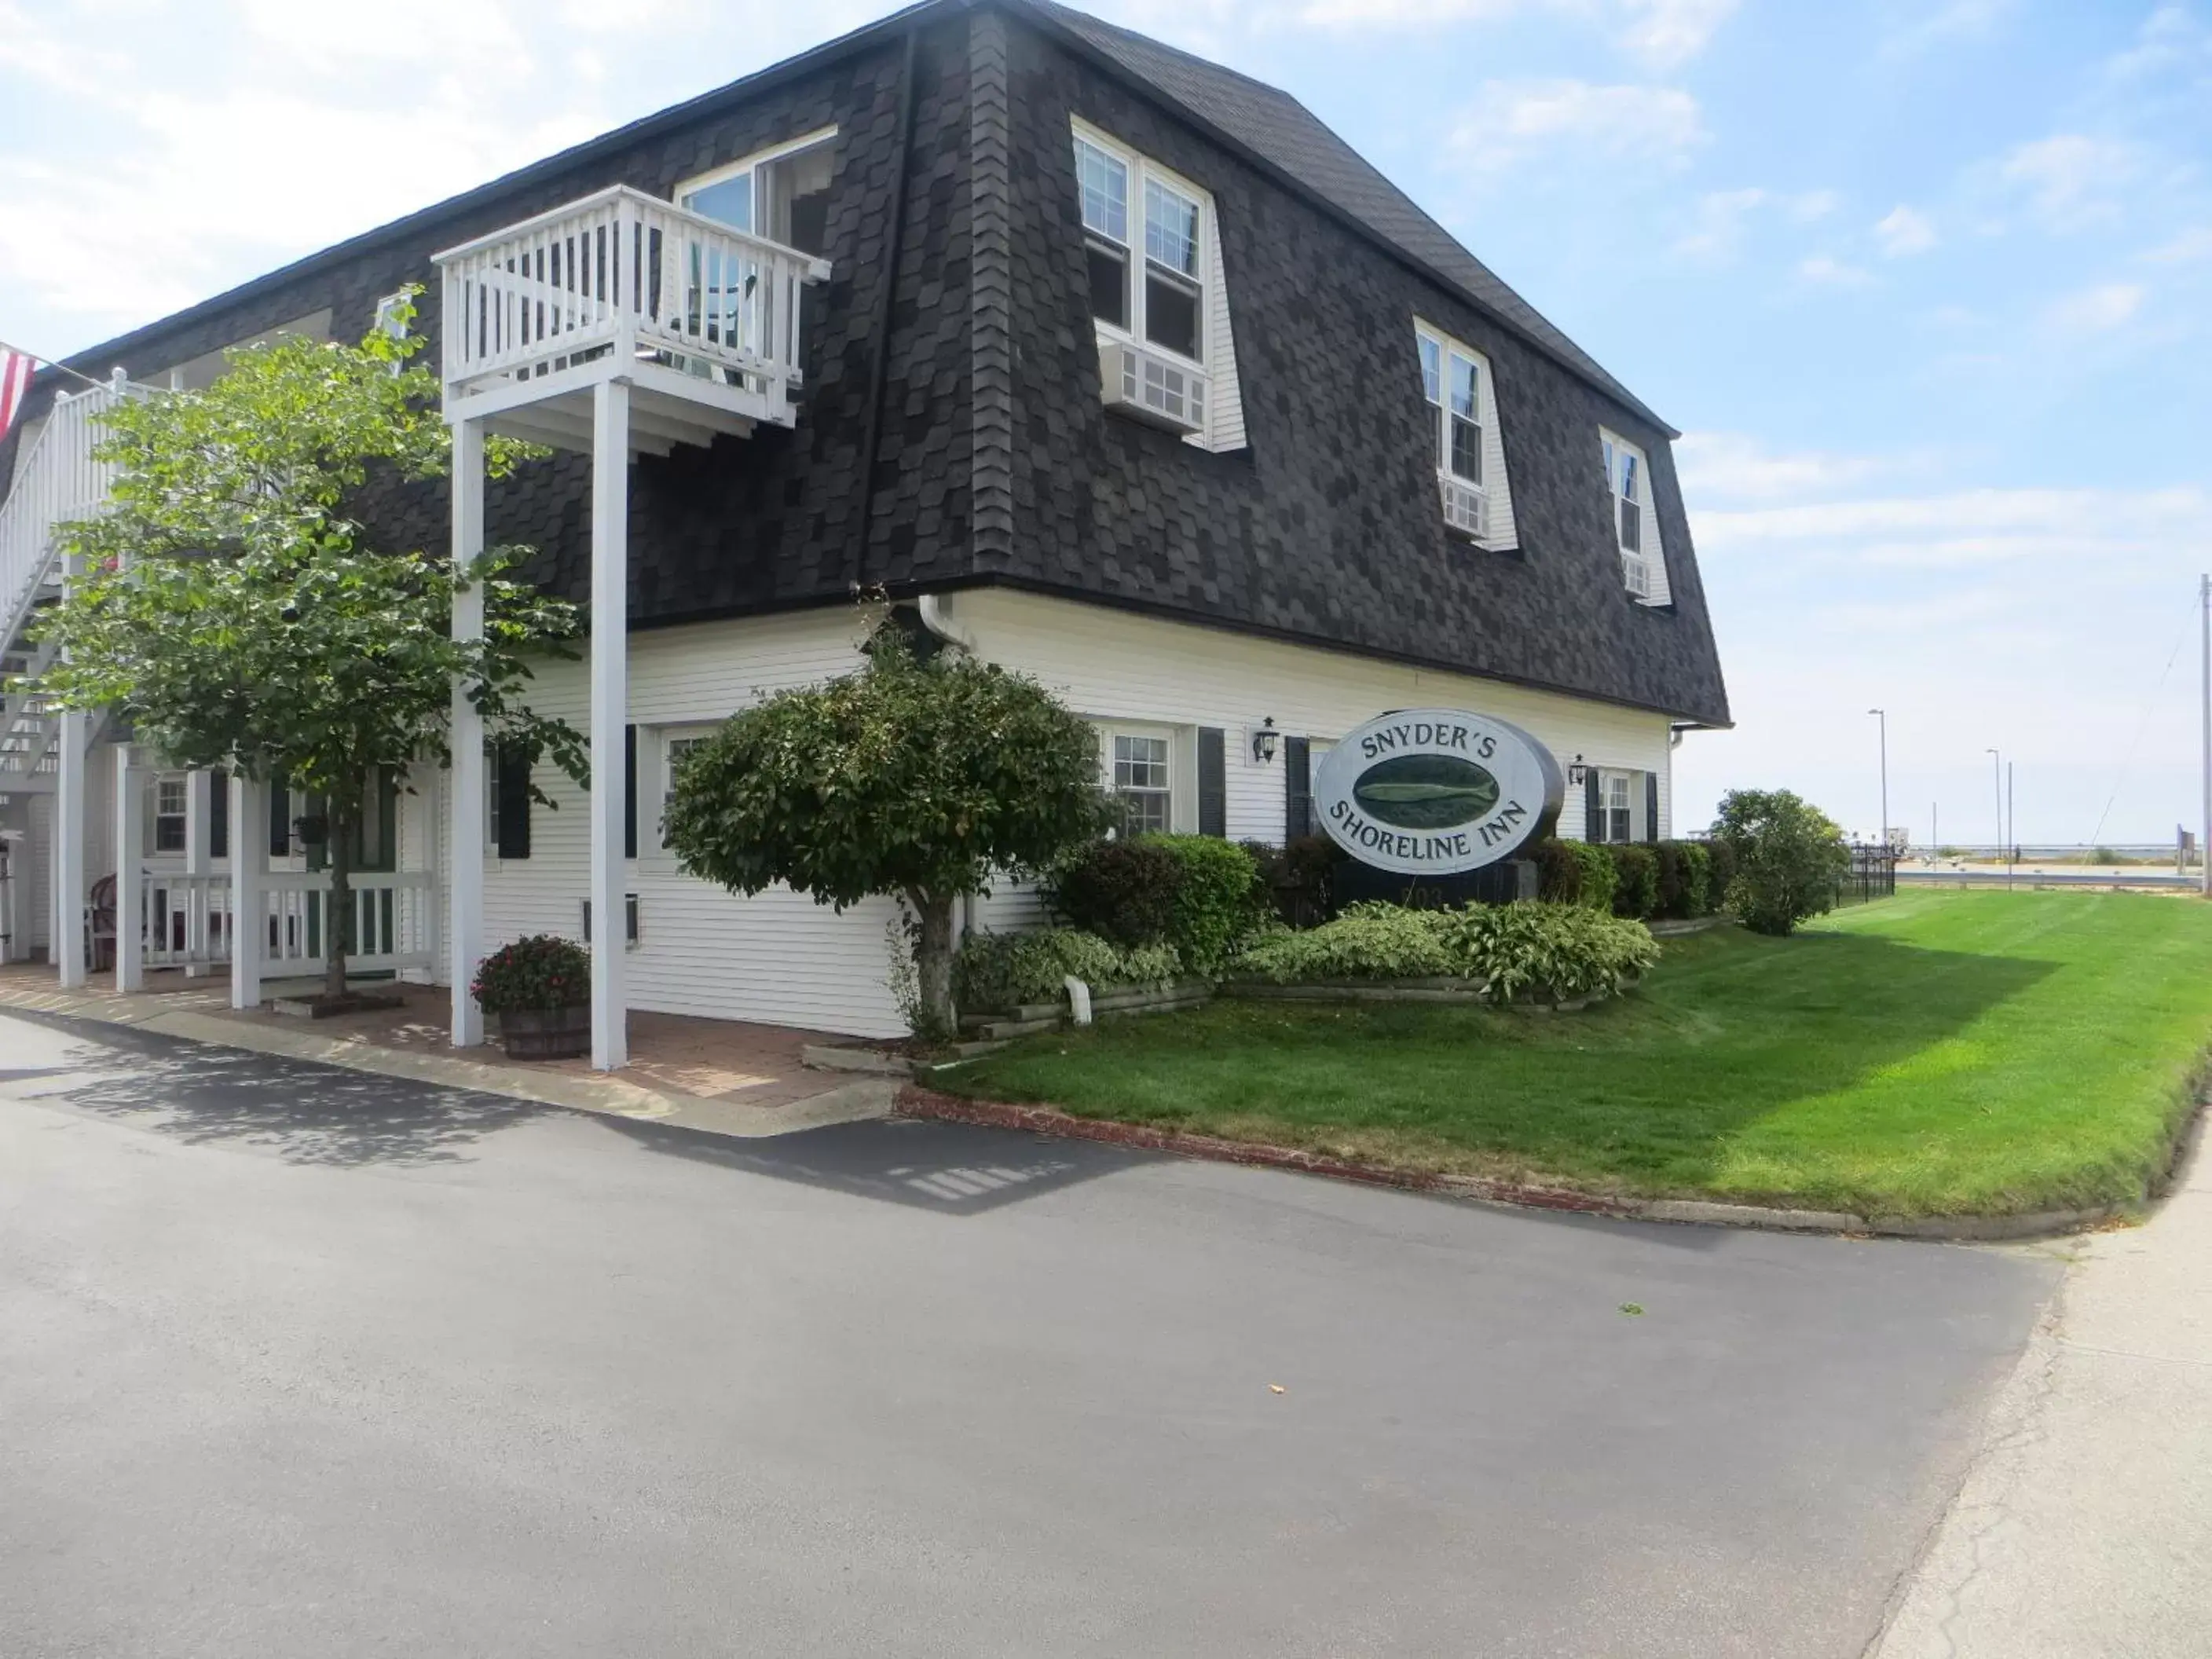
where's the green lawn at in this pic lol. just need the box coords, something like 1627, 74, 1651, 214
938, 892, 2212, 1218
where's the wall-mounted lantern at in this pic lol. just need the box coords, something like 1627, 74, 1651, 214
1251, 718, 1280, 764
1566, 753, 1588, 787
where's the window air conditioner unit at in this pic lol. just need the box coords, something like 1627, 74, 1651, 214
1101, 341, 1207, 436
1622, 551, 1653, 601
1439, 474, 1490, 542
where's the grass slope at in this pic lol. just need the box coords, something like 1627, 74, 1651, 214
939, 892, 2212, 1217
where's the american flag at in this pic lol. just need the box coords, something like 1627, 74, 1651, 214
0, 346, 35, 445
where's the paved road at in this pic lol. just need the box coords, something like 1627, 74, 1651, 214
0, 1008, 2056, 1657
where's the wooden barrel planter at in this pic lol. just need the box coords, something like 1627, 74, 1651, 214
499, 1005, 591, 1060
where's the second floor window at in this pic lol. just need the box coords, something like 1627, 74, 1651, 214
1601, 429, 1668, 604
679, 130, 837, 257
1420, 335, 1483, 489
1076, 134, 1204, 364
1415, 322, 1515, 549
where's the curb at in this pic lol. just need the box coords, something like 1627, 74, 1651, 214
0, 984, 894, 1141
895, 1086, 2140, 1242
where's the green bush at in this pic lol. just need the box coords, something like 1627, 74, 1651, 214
952, 928, 1185, 1011
1149, 834, 1263, 971
1704, 836, 1738, 910
1533, 837, 1584, 905
1430, 902, 1660, 1004
1610, 844, 1659, 919
1566, 840, 1617, 912
1711, 788, 1851, 936
1654, 840, 1711, 918
1229, 902, 1452, 983
471, 933, 590, 1013
1049, 839, 1181, 948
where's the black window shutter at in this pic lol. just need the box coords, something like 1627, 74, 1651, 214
496, 745, 532, 860
210, 775, 230, 859
1584, 768, 1602, 843
1645, 771, 1661, 844
624, 724, 638, 861
1284, 737, 1311, 843
269, 768, 291, 858
1197, 727, 1226, 838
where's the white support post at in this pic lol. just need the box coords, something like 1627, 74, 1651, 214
114, 747, 144, 992
589, 379, 630, 1071
54, 708, 86, 988
448, 418, 488, 1048
182, 769, 213, 976
230, 772, 266, 1010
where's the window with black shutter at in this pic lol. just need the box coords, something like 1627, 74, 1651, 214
1645, 772, 1661, 844
269, 768, 291, 858
1284, 736, 1311, 844
495, 744, 532, 860
210, 773, 229, 859
624, 725, 637, 861
1583, 767, 1602, 844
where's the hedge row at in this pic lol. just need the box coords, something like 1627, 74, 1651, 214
952, 928, 1185, 1012
1534, 837, 1734, 921
1230, 901, 1659, 1005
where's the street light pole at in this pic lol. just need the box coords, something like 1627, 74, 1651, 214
1987, 748, 2001, 870
2200, 573, 2210, 898
1868, 708, 1888, 849
2007, 761, 2015, 892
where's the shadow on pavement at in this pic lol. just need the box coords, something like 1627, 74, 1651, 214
600, 1111, 1150, 1216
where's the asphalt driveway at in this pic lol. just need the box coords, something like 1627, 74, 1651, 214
0, 1007, 2057, 1657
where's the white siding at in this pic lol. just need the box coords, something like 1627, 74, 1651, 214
1198, 202, 1245, 454
1477, 353, 1517, 551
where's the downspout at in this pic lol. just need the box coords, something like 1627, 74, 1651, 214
851, 25, 921, 588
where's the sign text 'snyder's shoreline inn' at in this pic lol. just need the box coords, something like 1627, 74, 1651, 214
1313, 709, 1565, 876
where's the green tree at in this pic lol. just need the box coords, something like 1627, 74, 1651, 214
26, 293, 586, 1000
1709, 788, 1851, 936
663, 635, 1109, 1038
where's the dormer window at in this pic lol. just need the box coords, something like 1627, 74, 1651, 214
679, 128, 837, 257
1601, 429, 1671, 605
1415, 322, 1516, 550
1073, 120, 1247, 452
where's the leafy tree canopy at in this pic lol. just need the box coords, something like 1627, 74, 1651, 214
664, 632, 1109, 1036
1709, 787, 1851, 936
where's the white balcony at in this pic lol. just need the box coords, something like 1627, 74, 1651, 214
434, 185, 832, 457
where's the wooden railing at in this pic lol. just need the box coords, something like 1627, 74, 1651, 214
136, 868, 436, 975
435, 185, 830, 416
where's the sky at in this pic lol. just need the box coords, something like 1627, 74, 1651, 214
3, 0, 2208, 846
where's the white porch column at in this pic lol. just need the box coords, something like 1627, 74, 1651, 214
229, 772, 266, 1009
589, 379, 630, 1071
448, 417, 488, 1047
182, 769, 213, 976
113, 746, 144, 991
54, 709, 86, 988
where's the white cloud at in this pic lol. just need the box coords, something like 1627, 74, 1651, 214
2042, 281, 2146, 333
1448, 79, 1706, 177
1294, 0, 1738, 68
1798, 254, 1874, 287
1674, 434, 1888, 505
1673, 186, 1841, 262
1619, 0, 1740, 69
1694, 483, 2203, 569
2142, 225, 2212, 264
1874, 204, 1937, 257
1998, 134, 2141, 233
1881, 0, 2016, 57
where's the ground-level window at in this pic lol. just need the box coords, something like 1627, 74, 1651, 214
1594, 769, 1639, 844
1108, 730, 1174, 836
661, 730, 716, 847
153, 776, 187, 854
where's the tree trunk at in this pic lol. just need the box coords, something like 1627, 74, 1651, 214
910, 888, 957, 1042
324, 789, 354, 1001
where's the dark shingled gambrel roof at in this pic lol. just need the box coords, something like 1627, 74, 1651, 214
1027, 1, 1672, 433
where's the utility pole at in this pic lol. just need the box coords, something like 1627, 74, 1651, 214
1869, 708, 1888, 849
2200, 574, 2210, 898
1932, 802, 1938, 855
2007, 762, 2015, 892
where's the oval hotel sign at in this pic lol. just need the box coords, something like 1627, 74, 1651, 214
1312, 709, 1564, 876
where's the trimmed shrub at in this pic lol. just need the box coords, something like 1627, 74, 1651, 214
1533, 837, 1584, 905
1566, 840, 1618, 913
1610, 844, 1659, 919
1149, 834, 1263, 971
1049, 838, 1181, 949
1654, 840, 1711, 919
1229, 902, 1452, 983
951, 928, 1183, 1011
1430, 902, 1660, 1004
1711, 788, 1851, 936
1704, 836, 1738, 911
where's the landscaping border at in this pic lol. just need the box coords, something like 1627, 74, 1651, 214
895, 1085, 2161, 1241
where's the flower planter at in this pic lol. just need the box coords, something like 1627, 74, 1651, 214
497, 1004, 591, 1060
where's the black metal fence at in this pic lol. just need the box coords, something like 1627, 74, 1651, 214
1834, 847, 1898, 908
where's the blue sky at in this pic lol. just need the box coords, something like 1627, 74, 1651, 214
5, 0, 2207, 844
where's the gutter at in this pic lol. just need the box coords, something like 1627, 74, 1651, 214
851, 25, 924, 587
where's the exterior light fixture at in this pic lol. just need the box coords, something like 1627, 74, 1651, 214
1251, 718, 1280, 764
1566, 753, 1588, 786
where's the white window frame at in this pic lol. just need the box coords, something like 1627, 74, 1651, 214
1593, 768, 1643, 844
658, 725, 720, 850
1415, 321, 1513, 550
1600, 428, 1668, 606
1071, 122, 1208, 373
676, 126, 840, 248
1097, 722, 1197, 838
152, 775, 189, 855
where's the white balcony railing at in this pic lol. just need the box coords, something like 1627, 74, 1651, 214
135, 867, 436, 976
0, 373, 140, 659
435, 185, 831, 422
